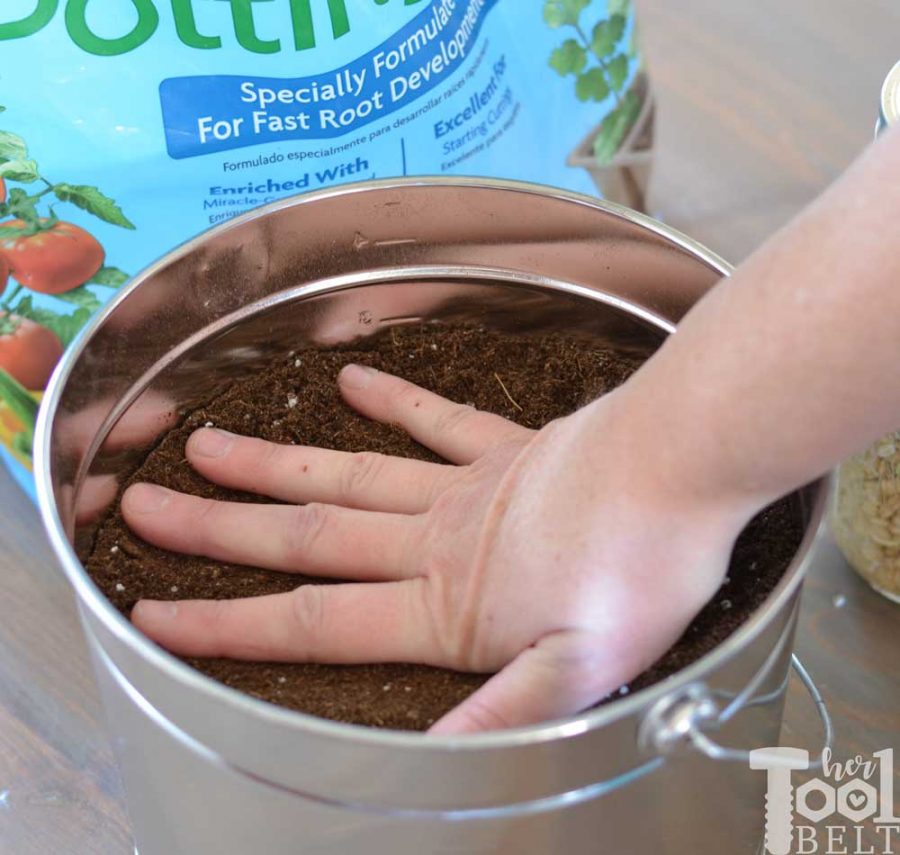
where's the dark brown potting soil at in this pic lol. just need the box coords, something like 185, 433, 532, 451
86, 324, 804, 731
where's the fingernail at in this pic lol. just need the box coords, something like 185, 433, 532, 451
133, 600, 179, 624
190, 427, 236, 458
339, 363, 376, 390
124, 483, 171, 514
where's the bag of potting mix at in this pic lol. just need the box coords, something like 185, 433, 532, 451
0, 0, 652, 498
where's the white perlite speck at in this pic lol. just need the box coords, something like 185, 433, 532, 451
204, 421, 214, 428
278, 676, 287, 684
294, 358, 302, 367
115, 583, 125, 592
110, 544, 119, 554
287, 395, 299, 408
170, 585, 179, 593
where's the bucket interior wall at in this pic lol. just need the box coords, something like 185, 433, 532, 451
46, 181, 723, 543
70, 273, 669, 552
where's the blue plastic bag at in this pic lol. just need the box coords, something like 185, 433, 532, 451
0, 0, 647, 496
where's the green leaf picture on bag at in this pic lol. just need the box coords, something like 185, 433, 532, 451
0, 106, 133, 468
545, 0, 653, 207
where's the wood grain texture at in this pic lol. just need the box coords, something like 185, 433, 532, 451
643, 0, 900, 261
0, 2, 898, 851
0, 469, 132, 854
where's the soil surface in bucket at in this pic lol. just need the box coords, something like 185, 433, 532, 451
86, 324, 804, 730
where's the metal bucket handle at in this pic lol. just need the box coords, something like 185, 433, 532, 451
639, 654, 833, 771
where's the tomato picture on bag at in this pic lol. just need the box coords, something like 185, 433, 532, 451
0, 106, 133, 469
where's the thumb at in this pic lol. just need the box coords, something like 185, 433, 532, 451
428, 631, 632, 735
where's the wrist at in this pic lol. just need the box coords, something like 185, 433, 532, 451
576, 384, 765, 532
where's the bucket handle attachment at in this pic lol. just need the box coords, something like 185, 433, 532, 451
638, 655, 833, 771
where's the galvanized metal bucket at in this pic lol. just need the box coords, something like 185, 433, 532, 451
34, 179, 829, 855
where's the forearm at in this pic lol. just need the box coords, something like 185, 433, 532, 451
600, 125, 900, 517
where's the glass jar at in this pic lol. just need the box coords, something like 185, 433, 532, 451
832, 435, 900, 602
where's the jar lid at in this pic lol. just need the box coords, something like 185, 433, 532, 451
881, 60, 900, 128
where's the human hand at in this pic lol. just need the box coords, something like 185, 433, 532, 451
122, 364, 749, 734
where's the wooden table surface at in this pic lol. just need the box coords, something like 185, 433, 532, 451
1, 2, 898, 852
